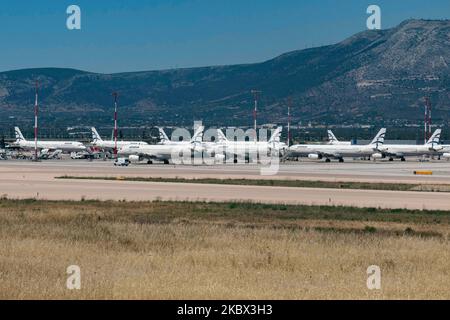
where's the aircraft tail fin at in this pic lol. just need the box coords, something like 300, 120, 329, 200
14, 127, 26, 142
426, 129, 441, 145
268, 127, 283, 143
190, 125, 204, 144
370, 128, 386, 147
158, 127, 170, 144
217, 129, 228, 143
327, 130, 339, 143
91, 127, 103, 142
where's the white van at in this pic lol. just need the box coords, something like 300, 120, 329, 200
114, 158, 130, 166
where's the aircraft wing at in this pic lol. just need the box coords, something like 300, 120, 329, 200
324, 152, 342, 159
134, 151, 160, 160
315, 151, 342, 159
380, 149, 404, 157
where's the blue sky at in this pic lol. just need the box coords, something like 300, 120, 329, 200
0, 0, 449, 73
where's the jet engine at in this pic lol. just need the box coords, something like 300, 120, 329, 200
214, 153, 226, 162
371, 153, 384, 159
128, 155, 140, 163
443, 153, 450, 159
308, 154, 320, 160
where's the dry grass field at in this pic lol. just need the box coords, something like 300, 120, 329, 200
0, 199, 449, 299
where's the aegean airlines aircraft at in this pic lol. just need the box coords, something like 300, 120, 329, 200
13, 127, 86, 154
288, 128, 386, 162
118, 126, 204, 164
91, 127, 148, 151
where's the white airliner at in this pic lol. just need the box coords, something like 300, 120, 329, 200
119, 126, 204, 164
378, 129, 443, 161
208, 127, 287, 163
327, 130, 352, 145
288, 128, 386, 162
91, 127, 148, 150
157, 127, 195, 146
13, 127, 86, 154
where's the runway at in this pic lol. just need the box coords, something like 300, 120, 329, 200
1, 160, 450, 210
2, 159, 450, 184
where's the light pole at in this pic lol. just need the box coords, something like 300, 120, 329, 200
287, 98, 293, 146
113, 92, 118, 159
424, 97, 432, 143
34, 81, 39, 161
251, 90, 261, 141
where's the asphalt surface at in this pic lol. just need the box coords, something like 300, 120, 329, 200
1, 160, 450, 210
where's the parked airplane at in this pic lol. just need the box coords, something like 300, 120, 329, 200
288, 128, 386, 162
118, 126, 204, 164
327, 130, 352, 145
378, 129, 443, 161
207, 127, 287, 163
157, 127, 195, 146
13, 127, 86, 154
91, 127, 148, 151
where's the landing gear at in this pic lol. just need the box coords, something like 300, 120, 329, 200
163, 159, 170, 165
325, 158, 331, 163
147, 160, 153, 165
389, 157, 394, 161
339, 158, 344, 163
401, 157, 406, 162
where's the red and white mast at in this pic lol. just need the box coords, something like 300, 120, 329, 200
34, 81, 39, 161
251, 90, 261, 141
287, 98, 292, 146
427, 98, 432, 141
424, 97, 432, 143
113, 92, 118, 158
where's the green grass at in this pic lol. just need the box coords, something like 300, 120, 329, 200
2, 198, 450, 228
56, 175, 450, 193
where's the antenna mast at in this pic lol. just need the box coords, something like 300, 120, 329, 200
113, 92, 119, 158
424, 97, 432, 143
287, 98, 292, 146
34, 81, 39, 161
251, 90, 262, 141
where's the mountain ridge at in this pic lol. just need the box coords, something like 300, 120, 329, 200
1, 19, 449, 128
